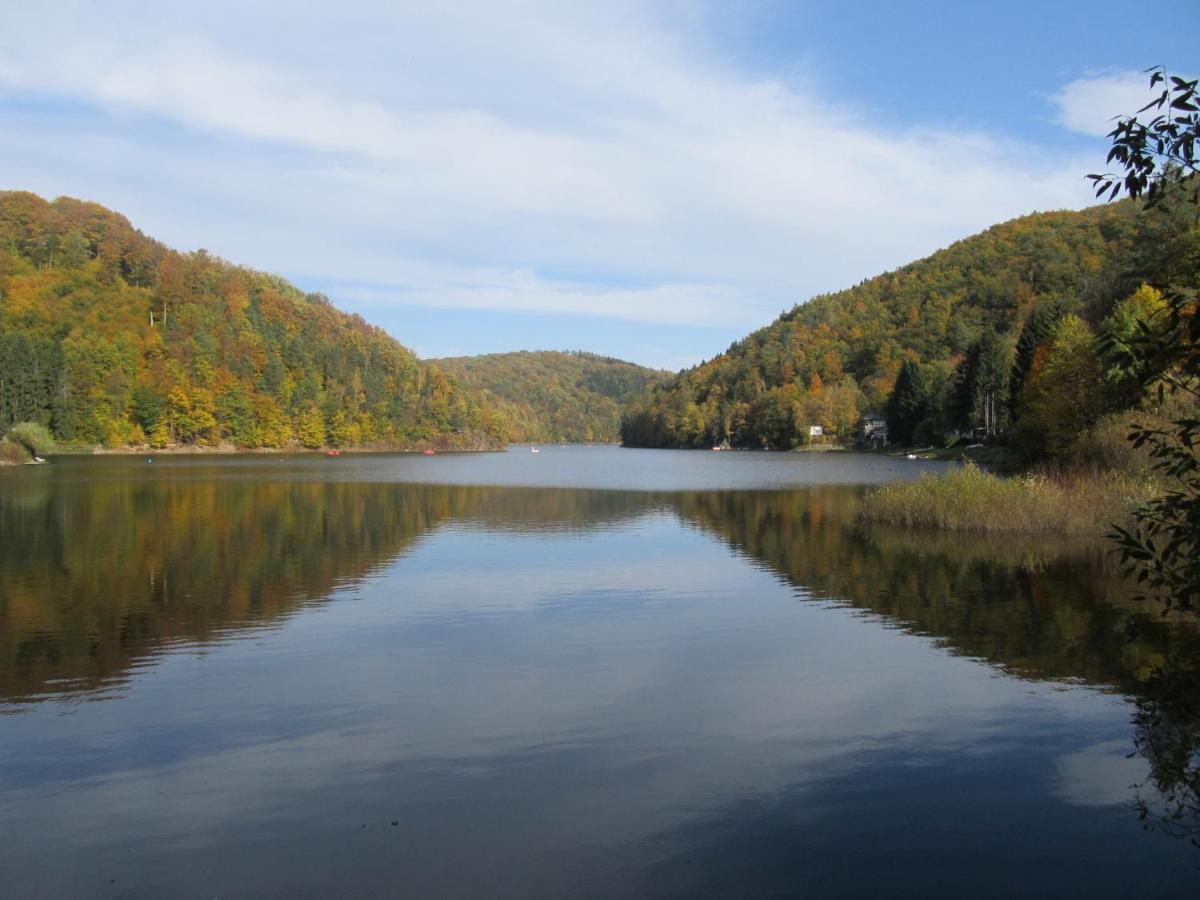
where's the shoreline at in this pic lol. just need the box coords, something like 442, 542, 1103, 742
48, 441, 507, 457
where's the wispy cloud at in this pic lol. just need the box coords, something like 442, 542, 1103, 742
330, 274, 761, 328
0, 0, 1098, 348
1051, 70, 1157, 137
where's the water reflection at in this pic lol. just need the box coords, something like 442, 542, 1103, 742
0, 475, 672, 702
680, 490, 1198, 690
2, 460, 1199, 893
4, 473, 1194, 706
1131, 655, 1200, 848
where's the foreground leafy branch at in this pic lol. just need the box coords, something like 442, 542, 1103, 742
1095, 66, 1200, 615
1089, 66, 1198, 207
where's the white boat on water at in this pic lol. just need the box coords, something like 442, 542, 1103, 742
531, 446, 540, 454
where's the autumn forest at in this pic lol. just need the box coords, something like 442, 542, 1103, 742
0, 188, 1196, 463
0, 192, 666, 454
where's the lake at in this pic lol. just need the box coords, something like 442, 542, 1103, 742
2, 446, 1197, 897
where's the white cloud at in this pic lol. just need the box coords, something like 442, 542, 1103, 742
332, 274, 761, 328
0, 1, 1098, 345
1052, 70, 1156, 137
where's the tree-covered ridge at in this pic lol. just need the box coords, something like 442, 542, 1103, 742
0, 191, 506, 450
433, 350, 667, 443
621, 202, 1147, 449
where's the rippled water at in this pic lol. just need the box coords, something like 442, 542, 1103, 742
1, 447, 1197, 896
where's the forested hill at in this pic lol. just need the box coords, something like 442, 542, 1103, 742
621, 199, 1161, 449
0, 192, 506, 450
433, 351, 667, 443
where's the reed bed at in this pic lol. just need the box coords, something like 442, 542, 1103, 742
863, 463, 1156, 534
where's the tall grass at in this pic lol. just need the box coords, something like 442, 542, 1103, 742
863, 463, 1156, 533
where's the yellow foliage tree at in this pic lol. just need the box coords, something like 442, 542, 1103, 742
255, 396, 292, 447
297, 406, 326, 448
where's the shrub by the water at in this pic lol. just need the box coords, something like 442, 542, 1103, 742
0, 439, 30, 464
4, 422, 54, 457
863, 463, 1154, 533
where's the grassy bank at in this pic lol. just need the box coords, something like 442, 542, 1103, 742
863, 463, 1156, 534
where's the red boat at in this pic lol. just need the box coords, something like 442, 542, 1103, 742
325, 449, 341, 457
422, 448, 436, 456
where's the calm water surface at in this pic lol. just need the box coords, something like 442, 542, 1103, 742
1, 446, 1198, 897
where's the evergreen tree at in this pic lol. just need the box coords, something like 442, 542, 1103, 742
957, 332, 1012, 438
886, 360, 929, 446
1010, 299, 1068, 421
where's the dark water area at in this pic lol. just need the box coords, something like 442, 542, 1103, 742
1, 447, 1198, 896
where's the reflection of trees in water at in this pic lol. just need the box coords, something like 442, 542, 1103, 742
4, 478, 1197, 703
0, 479, 433, 700
0, 478, 664, 702
673, 487, 1200, 850
3, 475, 1199, 843
675, 488, 1199, 691
1132, 657, 1200, 848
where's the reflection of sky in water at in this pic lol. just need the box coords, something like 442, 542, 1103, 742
0, 491, 1194, 896
1056, 740, 1146, 807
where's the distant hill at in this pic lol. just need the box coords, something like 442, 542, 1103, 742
0, 192, 505, 450
621, 200, 1156, 449
433, 351, 667, 443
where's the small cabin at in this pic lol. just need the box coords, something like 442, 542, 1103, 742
858, 413, 888, 448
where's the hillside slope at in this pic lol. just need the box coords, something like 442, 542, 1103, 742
621, 201, 1154, 449
434, 350, 667, 443
0, 192, 505, 450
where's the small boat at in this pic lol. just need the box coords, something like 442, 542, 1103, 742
422, 448, 435, 456
531, 446, 540, 454
325, 449, 342, 457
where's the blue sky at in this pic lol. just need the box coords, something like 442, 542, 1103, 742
0, 1, 1191, 370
